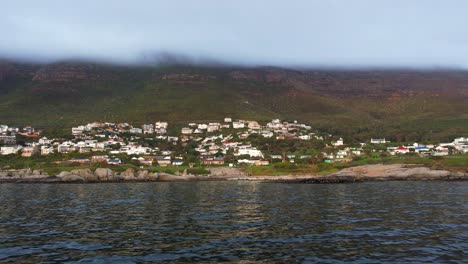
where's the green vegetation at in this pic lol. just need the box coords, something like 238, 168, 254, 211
359, 154, 468, 172
0, 63, 467, 142
245, 162, 340, 176
0, 152, 211, 176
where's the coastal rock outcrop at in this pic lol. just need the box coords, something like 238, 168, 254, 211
121, 168, 136, 180
94, 168, 114, 181
147, 172, 158, 180
58, 171, 73, 178
332, 164, 459, 180
158, 173, 196, 181
2, 163, 466, 184
32, 169, 47, 176
136, 170, 149, 180
15, 169, 33, 177
71, 169, 97, 181
61, 174, 85, 182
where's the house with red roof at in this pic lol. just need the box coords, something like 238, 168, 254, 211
395, 146, 409, 154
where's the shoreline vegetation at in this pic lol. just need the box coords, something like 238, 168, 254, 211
1, 163, 466, 184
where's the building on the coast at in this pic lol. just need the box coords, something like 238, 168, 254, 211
91, 155, 109, 163
332, 138, 344, 146
40, 146, 54, 156
130, 128, 143, 134
1, 145, 23, 155
232, 122, 245, 129
172, 159, 184, 166
395, 146, 409, 154
236, 148, 263, 158
156, 157, 172, 166
370, 138, 388, 144
181, 127, 193, 134
68, 158, 91, 164
201, 156, 225, 165
107, 158, 122, 165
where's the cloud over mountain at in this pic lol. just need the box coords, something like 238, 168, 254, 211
2, 0, 468, 68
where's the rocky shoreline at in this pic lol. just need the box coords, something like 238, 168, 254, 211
0, 164, 466, 184
262, 164, 467, 183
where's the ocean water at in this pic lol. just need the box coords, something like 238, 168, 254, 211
0, 181, 466, 263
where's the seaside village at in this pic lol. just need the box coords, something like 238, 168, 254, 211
0, 119, 467, 168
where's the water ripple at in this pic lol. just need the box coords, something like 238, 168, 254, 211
0, 181, 466, 262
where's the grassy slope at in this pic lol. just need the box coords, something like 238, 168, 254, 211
0, 64, 467, 142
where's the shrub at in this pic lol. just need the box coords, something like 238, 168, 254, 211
187, 168, 210, 175
273, 162, 296, 170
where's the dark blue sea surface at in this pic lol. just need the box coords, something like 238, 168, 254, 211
0, 181, 466, 263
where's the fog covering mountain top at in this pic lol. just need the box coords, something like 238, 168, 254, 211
2, 0, 468, 68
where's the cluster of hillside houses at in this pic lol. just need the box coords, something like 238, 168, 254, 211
1, 119, 467, 167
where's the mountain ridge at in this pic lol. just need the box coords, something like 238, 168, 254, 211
0, 60, 467, 142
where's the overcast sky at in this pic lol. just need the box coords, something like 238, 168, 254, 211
2, 0, 468, 68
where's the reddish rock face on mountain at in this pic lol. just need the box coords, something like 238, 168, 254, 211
32, 63, 99, 82
229, 68, 468, 98
160, 73, 216, 81
229, 68, 293, 83
15, 61, 468, 101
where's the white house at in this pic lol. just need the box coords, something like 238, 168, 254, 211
261, 131, 274, 138
0, 145, 23, 155
336, 150, 348, 159
267, 119, 282, 129
248, 121, 261, 130
122, 146, 150, 155
236, 148, 263, 158
38, 137, 52, 145
207, 124, 220, 132
57, 141, 75, 153
232, 122, 245, 129
155, 121, 168, 129
370, 138, 388, 144
72, 126, 85, 136
130, 128, 143, 134
453, 137, 468, 145
41, 146, 54, 155
181, 128, 193, 134
142, 124, 154, 134
172, 159, 184, 166
350, 148, 362, 156
332, 138, 344, 146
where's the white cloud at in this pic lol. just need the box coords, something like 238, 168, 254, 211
1, 0, 468, 68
